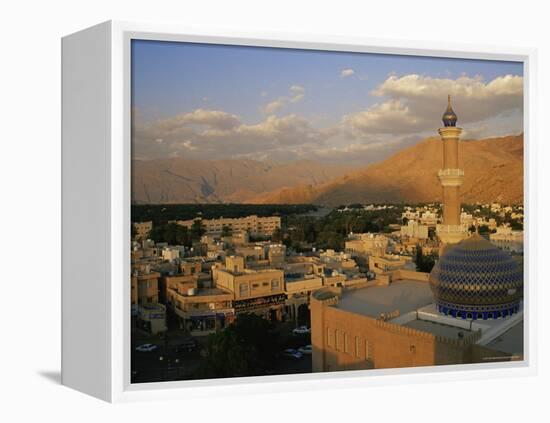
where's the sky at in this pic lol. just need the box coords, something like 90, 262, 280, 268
132, 39, 523, 166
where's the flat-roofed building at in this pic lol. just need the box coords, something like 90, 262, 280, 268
368, 254, 413, 274
168, 286, 235, 335
490, 228, 523, 253
212, 256, 286, 320
179, 260, 202, 276
345, 233, 388, 258
131, 266, 161, 306
133, 221, 153, 240
137, 303, 167, 335
175, 215, 281, 236
401, 220, 429, 239
310, 271, 523, 373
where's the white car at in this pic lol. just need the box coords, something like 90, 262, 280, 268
135, 343, 158, 353
298, 345, 312, 355
282, 348, 303, 359
292, 325, 311, 335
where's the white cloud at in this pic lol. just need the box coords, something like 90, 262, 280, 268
340, 68, 355, 78
133, 109, 333, 161
262, 85, 305, 114
344, 74, 523, 137
263, 99, 286, 114
133, 74, 523, 166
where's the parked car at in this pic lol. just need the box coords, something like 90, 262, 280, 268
292, 325, 311, 335
282, 348, 303, 359
298, 345, 312, 355
135, 343, 158, 353
174, 339, 197, 353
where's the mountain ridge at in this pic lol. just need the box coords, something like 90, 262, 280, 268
132, 157, 355, 204
132, 134, 523, 205
248, 134, 524, 206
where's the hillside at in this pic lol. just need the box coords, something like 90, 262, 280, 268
131, 158, 354, 204
249, 134, 524, 206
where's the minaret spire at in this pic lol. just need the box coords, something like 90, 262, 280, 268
442, 94, 458, 127
436, 95, 467, 252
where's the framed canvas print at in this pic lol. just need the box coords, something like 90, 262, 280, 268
61, 21, 537, 402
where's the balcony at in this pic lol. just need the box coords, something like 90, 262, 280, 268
438, 168, 464, 177
438, 169, 464, 187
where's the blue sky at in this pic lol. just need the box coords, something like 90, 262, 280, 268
131, 39, 523, 165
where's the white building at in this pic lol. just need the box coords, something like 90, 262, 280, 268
490, 228, 523, 253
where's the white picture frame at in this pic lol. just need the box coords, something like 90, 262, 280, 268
61, 20, 538, 403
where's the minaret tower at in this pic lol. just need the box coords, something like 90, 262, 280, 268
436, 95, 468, 250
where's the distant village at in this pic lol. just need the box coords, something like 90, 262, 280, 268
131, 201, 523, 337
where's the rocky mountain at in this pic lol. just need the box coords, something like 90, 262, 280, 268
248, 134, 524, 206
132, 158, 354, 204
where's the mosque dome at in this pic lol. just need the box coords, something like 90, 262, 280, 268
429, 234, 523, 320
442, 94, 458, 127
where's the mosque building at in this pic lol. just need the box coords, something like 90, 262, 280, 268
310, 98, 524, 373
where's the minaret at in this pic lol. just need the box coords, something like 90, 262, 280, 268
436, 95, 468, 251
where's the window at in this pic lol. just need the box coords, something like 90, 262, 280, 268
344, 333, 349, 353
355, 336, 361, 358
365, 340, 371, 360
327, 327, 332, 347
239, 283, 248, 295
262, 282, 269, 287
252, 283, 259, 288
271, 279, 280, 289
335, 329, 340, 351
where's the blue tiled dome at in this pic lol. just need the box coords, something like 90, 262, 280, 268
429, 234, 523, 320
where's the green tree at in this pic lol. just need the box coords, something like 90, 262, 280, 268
478, 224, 490, 235
415, 246, 437, 273
510, 220, 523, 231
271, 228, 283, 243
190, 219, 205, 241
195, 314, 278, 378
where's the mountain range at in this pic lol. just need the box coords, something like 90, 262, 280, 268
132, 134, 523, 206
132, 158, 353, 204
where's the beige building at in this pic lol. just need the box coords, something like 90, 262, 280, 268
345, 233, 389, 258
213, 256, 286, 319
490, 228, 523, 253
368, 254, 413, 274
175, 215, 281, 236
131, 267, 161, 306
401, 220, 428, 239
133, 221, 153, 240
168, 285, 235, 334
137, 303, 167, 335
310, 271, 522, 373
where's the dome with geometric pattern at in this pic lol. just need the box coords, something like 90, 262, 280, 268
429, 234, 523, 320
